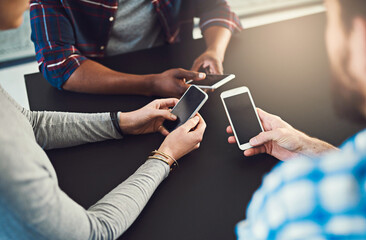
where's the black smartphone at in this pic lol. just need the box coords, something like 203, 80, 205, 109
163, 85, 208, 132
221, 86, 264, 150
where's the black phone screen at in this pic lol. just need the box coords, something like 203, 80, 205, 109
224, 92, 262, 145
191, 74, 230, 86
163, 87, 206, 132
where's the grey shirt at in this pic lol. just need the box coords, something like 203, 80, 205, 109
106, 0, 165, 56
0, 85, 169, 240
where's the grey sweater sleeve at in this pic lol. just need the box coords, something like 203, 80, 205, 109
22, 110, 123, 150
0, 85, 122, 150
0, 156, 169, 240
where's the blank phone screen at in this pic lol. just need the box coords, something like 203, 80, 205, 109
224, 92, 262, 145
163, 87, 206, 132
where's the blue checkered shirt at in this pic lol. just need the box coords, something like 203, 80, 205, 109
237, 129, 366, 239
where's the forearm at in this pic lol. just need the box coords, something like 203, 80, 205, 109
203, 26, 232, 62
23, 110, 122, 150
63, 60, 156, 95
87, 159, 169, 239
300, 132, 339, 156
2, 153, 169, 240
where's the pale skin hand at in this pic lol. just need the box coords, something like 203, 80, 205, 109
192, 26, 232, 74
158, 114, 207, 165
226, 108, 338, 161
118, 98, 179, 136
64, 60, 206, 98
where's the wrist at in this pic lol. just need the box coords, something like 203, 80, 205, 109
118, 112, 131, 135
153, 153, 174, 166
205, 48, 224, 62
146, 74, 159, 96
299, 133, 337, 156
157, 146, 175, 165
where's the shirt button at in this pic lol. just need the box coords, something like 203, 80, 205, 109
109, 17, 114, 22
100, 46, 105, 50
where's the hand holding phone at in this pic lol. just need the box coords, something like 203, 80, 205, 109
163, 85, 208, 132
221, 86, 264, 150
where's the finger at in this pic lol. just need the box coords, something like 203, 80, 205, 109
191, 61, 201, 72
208, 60, 223, 75
155, 98, 179, 109
180, 115, 200, 132
249, 131, 278, 147
174, 68, 206, 81
257, 108, 273, 122
226, 125, 233, 134
244, 146, 267, 157
158, 126, 169, 136
178, 82, 190, 96
151, 109, 177, 121
203, 88, 215, 94
193, 113, 206, 133
228, 136, 236, 144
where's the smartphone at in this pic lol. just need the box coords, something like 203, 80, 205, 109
163, 85, 208, 132
186, 74, 235, 90
221, 86, 264, 150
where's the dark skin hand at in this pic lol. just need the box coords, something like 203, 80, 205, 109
63, 60, 206, 98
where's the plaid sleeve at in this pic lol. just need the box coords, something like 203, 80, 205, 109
196, 0, 243, 34
30, 0, 87, 90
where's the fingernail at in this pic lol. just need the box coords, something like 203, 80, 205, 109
249, 138, 257, 145
171, 114, 177, 120
198, 73, 206, 79
194, 116, 199, 121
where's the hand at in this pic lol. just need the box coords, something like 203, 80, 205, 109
191, 50, 224, 74
226, 108, 334, 161
151, 68, 206, 98
119, 98, 178, 135
158, 114, 206, 161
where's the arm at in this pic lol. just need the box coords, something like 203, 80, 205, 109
22, 110, 122, 150
22, 98, 182, 150
0, 150, 169, 239
0, 109, 206, 240
30, 1, 205, 97
226, 108, 338, 161
64, 61, 205, 97
192, 26, 232, 74
192, 0, 243, 74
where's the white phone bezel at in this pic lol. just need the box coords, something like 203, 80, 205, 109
169, 85, 208, 127
220, 86, 264, 150
186, 74, 235, 89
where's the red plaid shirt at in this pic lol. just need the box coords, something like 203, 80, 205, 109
30, 0, 242, 89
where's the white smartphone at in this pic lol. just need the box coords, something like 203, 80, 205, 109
221, 86, 264, 150
163, 85, 208, 132
186, 74, 235, 89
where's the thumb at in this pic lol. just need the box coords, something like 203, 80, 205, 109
175, 68, 206, 81
249, 131, 278, 146
180, 116, 200, 132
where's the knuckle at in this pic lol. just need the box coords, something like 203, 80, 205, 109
275, 115, 282, 121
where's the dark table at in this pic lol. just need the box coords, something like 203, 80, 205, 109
25, 13, 363, 240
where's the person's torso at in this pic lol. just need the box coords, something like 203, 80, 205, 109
105, 0, 166, 56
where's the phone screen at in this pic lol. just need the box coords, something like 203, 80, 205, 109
224, 92, 262, 145
190, 74, 230, 86
163, 86, 207, 132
